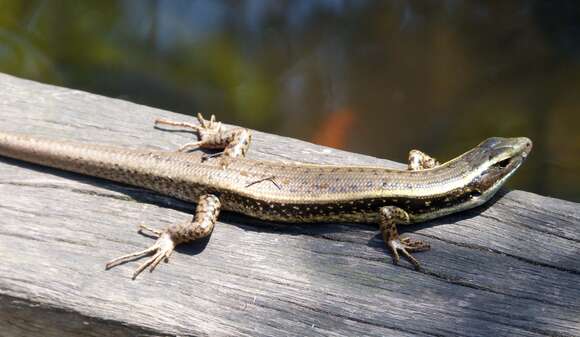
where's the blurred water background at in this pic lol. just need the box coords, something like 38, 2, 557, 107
0, 1, 578, 201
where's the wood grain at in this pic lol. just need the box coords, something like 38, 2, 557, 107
0, 73, 578, 337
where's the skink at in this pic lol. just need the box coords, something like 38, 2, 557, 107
0, 114, 532, 278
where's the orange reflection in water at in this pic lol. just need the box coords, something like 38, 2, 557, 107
312, 108, 355, 149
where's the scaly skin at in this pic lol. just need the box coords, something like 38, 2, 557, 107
0, 114, 532, 277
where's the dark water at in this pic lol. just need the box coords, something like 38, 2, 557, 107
0, 1, 578, 201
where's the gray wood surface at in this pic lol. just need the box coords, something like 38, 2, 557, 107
0, 73, 579, 337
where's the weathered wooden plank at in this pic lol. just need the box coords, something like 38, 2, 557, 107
0, 73, 579, 337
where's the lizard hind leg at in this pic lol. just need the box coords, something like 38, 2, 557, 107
154, 113, 252, 167
155, 113, 226, 152
105, 194, 221, 279
408, 149, 439, 171
379, 206, 430, 270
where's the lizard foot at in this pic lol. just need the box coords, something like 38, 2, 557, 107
105, 224, 176, 279
105, 194, 220, 279
379, 206, 430, 271
387, 236, 430, 271
154, 113, 251, 168
154, 113, 226, 152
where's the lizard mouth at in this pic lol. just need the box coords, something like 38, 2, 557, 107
495, 155, 524, 172
494, 154, 525, 181
490, 137, 531, 174
495, 158, 512, 169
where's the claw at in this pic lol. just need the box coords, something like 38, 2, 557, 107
400, 236, 430, 251
387, 237, 429, 271
196, 112, 208, 128
139, 224, 162, 236
154, 118, 201, 131
195, 113, 221, 131
106, 232, 176, 279
131, 247, 169, 279
177, 141, 203, 152
105, 245, 158, 269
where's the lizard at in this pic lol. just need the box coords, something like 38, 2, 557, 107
0, 113, 532, 279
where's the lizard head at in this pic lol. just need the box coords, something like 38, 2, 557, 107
405, 137, 532, 223
465, 137, 532, 196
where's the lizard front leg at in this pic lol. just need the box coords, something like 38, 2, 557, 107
408, 149, 439, 171
379, 206, 430, 270
106, 194, 221, 279
155, 113, 251, 168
